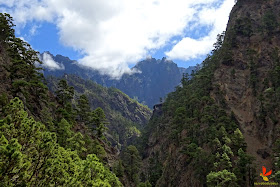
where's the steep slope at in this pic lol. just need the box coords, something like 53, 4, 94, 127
47, 75, 152, 148
0, 13, 122, 186
42, 54, 195, 108
112, 58, 184, 108
211, 1, 280, 173
142, 0, 280, 186
212, 0, 280, 172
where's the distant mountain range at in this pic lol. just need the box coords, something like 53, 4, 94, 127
42, 53, 196, 108
46, 74, 152, 148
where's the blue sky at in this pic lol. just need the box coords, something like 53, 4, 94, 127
0, 0, 235, 78
19, 20, 206, 68
18, 22, 83, 60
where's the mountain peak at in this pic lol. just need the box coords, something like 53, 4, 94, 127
43, 53, 195, 108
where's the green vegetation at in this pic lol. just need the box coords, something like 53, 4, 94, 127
142, 31, 255, 186
0, 98, 121, 186
47, 75, 151, 147
77, 94, 91, 122
4, 0, 280, 185
260, 47, 280, 179
138, 181, 152, 187
55, 79, 74, 106
247, 49, 258, 95
263, 11, 278, 34
207, 169, 238, 187
0, 14, 48, 117
234, 18, 253, 37
0, 13, 122, 186
147, 152, 162, 186
122, 145, 141, 185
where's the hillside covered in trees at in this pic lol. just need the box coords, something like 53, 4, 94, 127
0, 13, 124, 186
2, 0, 280, 186
47, 75, 151, 149
140, 0, 280, 186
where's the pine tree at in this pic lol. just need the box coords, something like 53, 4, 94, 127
56, 118, 73, 146
77, 94, 91, 122
231, 128, 246, 152
0, 13, 15, 44
55, 79, 74, 105
0, 14, 122, 186
94, 107, 108, 138
123, 145, 141, 184
207, 170, 238, 187
0, 97, 122, 186
113, 160, 125, 177
0, 13, 48, 115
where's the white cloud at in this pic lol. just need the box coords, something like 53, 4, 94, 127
166, 36, 214, 60
0, 0, 15, 7
0, 0, 235, 78
40, 52, 65, 71
29, 25, 41, 36
166, 0, 235, 60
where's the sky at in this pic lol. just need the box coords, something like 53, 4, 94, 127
0, 0, 235, 78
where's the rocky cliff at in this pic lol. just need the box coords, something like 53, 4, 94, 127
213, 0, 280, 171
43, 54, 195, 108
142, 0, 280, 186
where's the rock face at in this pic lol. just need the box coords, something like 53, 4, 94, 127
43, 55, 195, 108
212, 0, 280, 170
142, 0, 280, 186
112, 58, 186, 108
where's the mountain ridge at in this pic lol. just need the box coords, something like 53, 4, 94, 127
42, 53, 196, 108
46, 74, 152, 149
140, 0, 280, 186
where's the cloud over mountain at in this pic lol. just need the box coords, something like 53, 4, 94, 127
0, 0, 234, 78
40, 52, 65, 71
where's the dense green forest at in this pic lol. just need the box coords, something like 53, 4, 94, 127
140, 31, 255, 187
140, 0, 280, 186
46, 75, 151, 149
0, 13, 122, 186
2, 0, 280, 186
